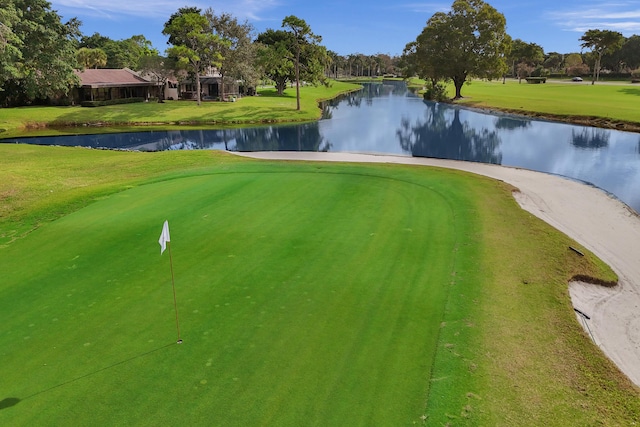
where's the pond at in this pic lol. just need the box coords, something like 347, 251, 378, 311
3, 82, 640, 213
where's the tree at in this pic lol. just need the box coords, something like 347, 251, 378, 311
543, 52, 564, 73
282, 15, 322, 111
0, 0, 21, 84
138, 55, 177, 102
0, 0, 81, 106
256, 23, 328, 101
76, 47, 107, 69
606, 35, 640, 72
164, 7, 202, 46
401, 40, 444, 87
163, 9, 227, 105
79, 33, 158, 69
564, 53, 583, 69
255, 29, 295, 95
410, 0, 510, 99
580, 29, 624, 85
207, 10, 257, 99
509, 39, 544, 82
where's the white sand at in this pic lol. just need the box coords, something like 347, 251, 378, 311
234, 151, 640, 386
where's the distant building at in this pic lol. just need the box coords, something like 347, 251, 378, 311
72, 68, 241, 103
179, 72, 240, 101
73, 68, 159, 103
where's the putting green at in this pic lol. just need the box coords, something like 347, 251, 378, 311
0, 166, 471, 425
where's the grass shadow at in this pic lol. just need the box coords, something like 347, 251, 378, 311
0, 398, 20, 410
14, 342, 176, 405
255, 89, 296, 99
618, 88, 640, 97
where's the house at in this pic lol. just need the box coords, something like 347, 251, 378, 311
179, 72, 240, 100
73, 68, 159, 103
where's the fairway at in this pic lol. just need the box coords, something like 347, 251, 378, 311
0, 165, 463, 425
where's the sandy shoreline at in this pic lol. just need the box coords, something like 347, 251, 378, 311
234, 151, 640, 387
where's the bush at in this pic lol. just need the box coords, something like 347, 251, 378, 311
423, 81, 448, 102
81, 97, 146, 107
531, 66, 550, 77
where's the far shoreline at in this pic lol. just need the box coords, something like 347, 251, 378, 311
3, 80, 640, 138
449, 100, 640, 134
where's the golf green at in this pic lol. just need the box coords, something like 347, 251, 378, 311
0, 165, 471, 425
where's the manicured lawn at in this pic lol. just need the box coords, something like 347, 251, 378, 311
0, 81, 361, 138
455, 79, 640, 126
1, 146, 638, 425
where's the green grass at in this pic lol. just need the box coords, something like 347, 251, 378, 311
0, 81, 361, 138
454, 79, 640, 128
0, 146, 638, 425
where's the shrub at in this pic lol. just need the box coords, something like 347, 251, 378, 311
423, 81, 448, 102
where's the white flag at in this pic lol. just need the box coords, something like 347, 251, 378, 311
159, 220, 171, 254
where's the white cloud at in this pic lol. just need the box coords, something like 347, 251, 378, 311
547, 3, 640, 35
50, 0, 281, 21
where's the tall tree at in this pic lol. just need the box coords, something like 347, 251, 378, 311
207, 10, 257, 99
410, 0, 510, 99
0, 0, 81, 106
164, 7, 202, 46
580, 29, 624, 85
0, 0, 22, 84
282, 15, 322, 111
163, 9, 227, 105
605, 35, 640, 73
255, 29, 295, 95
138, 54, 177, 102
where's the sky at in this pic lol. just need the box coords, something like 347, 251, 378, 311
49, 0, 640, 56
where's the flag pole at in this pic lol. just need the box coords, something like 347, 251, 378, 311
167, 241, 182, 344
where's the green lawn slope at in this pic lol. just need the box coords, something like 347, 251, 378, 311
0, 81, 361, 138
455, 79, 640, 132
0, 146, 637, 425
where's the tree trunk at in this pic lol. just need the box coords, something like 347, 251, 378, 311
158, 81, 165, 103
220, 73, 225, 101
195, 70, 201, 106
592, 54, 600, 85
453, 76, 465, 99
295, 47, 301, 111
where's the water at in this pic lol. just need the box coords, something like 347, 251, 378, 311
3, 82, 640, 212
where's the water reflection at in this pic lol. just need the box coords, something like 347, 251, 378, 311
494, 116, 532, 131
234, 124, 329, 152
571, 128, 610, 149
397, 103, 502, 164
8, 125, 329, 152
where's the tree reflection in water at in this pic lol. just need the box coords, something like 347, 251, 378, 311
397, 102, 503, 164
571, 128, 610, 150
235, 122, 330, 152
494, 116, 532, 131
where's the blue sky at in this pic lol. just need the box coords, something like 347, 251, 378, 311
49, 0, 640, 56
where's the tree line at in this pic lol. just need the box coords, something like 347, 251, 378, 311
1, 0, 637, 107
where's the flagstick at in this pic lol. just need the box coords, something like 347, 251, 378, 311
167, 241, 182, 344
